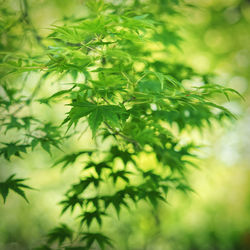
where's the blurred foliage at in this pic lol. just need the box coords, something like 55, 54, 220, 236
0, 0, 249, 250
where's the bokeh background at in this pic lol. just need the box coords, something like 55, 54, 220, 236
0, 0, 250, 249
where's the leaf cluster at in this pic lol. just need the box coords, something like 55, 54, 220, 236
0, 0, 243, 249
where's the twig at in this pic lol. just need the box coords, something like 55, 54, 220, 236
104, 121, 140, 150
122, 96, 136, 104
135, 73, 146, 85
102, 97, 110, 104
121, 72, 134, 86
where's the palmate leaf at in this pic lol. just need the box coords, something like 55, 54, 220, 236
146, 190, 166, 208
80, 232, 113, 250
100, 184, 167, 215
142, 170, 162, 184
47, 224, 73, 246
136, 183, 167, 208
79, 210, 107, 228
88, 105, 128, 137
0, 174, 32, 203
108, 146, 136, 166
176, 183, 195, 194
153, 28, 183, 49
109, 170, 132, 184
84, 162, 111, 177
28, 123, 64, 155
30, 136, 61, 155
84, 196, 100, 209
60, 194, 102, 215
52, 150, 95, 169
140, 170, 177, 195
101, 191, 129, 216
69, 176, 103, 195
3, 116, 24, 131
65, 101, 128, 137
38, 86, 76, 106
0, 0, 241, 249
88, 108, 103, 137
0, 141, 29, 161
60, 194, 84, 214
63, 101, 96, 130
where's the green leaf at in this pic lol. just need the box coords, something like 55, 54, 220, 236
137, 80, 161, 93
0, 1, 241, 248
53, 150, 95, 169
101, 191, 129, 216
109, 146, 136, 166
0, 174, 32, 203
88, 108, 103, 137
0, 141, 29, 161
176, 183, 195, 194
47, 224, 73, 246
80, 232, 113, 250
63, 101, 96, 131
79, 210, 106, 228
85, 162, 111, 177
69, 176, 103, 195
60, 194, 84, 214
38, 87, 75, 105
109, 170, 132, 184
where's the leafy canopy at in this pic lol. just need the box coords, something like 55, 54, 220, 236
0, 0, 241, 249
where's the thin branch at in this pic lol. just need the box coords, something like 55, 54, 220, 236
122, 96, 136, 104
122, 72, 134, 86
102, 97, 110, 105
104, 121, 140, 150
135, 73, 146, 85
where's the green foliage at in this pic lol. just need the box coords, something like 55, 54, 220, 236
0, 174, 32, 203
0, 141, 29, 161
53, 150, 95, 169
80, 232, 113, 249
47, 223, 73, 246
0, 0, 242, 249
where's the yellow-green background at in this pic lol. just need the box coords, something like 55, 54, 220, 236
0, 0, 250, 249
